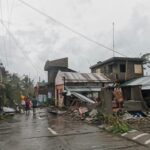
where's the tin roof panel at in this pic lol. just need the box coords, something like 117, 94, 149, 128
122, 76, 150, 89
61, 72, 110, 82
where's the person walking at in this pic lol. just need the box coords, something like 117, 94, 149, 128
25, 97, 30, 115
32, 96, 38, 116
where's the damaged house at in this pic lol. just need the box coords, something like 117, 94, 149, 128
90, 57, 144, 83
90, 57, 150, 113
121, 76, 150, 109
55, 71, 111, 107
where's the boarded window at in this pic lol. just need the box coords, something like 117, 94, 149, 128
120, 64, 126, 73
134, 64, 142, 74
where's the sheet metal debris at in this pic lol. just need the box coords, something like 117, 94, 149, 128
71, 92, 96, 104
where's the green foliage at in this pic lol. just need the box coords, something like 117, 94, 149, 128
0, 70, 34, 107
97, 113, 131, 133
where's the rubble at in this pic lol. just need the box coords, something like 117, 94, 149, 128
66, 103, 100, 124
122, 112, 134, 120
89, 109, 98, 118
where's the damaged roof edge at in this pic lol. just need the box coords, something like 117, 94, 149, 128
44, 57, 68, 71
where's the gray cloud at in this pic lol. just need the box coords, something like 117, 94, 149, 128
1, 0, 150, 81
116, 9, 150, 57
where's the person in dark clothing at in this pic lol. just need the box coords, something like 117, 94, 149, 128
32, 96, 38, 115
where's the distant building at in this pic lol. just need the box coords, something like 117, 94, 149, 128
90, 57, 144, 83
44, 57, 75, 101
55, 71, 111, 107
34, 81, 48, 103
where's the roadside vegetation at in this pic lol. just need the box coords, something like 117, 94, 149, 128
97, 113, 131, 133
0, 62, 34, 110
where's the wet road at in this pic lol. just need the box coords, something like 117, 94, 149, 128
0, 108, 149, 150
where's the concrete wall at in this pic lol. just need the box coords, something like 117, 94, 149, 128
131, 86, 143, 101
100, 88, 113, 114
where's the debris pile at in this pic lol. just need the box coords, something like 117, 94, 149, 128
67, 102, 99, 124
122, 111, 150, 133
47, 96, 99, 123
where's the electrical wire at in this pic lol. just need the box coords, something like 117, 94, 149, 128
0, 20, 44, 79
0, 0, 9, 68
18, 0, 127, 57
6, 0, 16, 71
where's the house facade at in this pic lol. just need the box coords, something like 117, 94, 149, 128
55, 71, 111, 107
44, 57, 75, 102
90, 57, 144, 83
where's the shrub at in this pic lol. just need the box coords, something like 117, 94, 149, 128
97, 113, 131, 133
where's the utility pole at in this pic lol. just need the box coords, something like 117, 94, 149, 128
113, 22, 115, 57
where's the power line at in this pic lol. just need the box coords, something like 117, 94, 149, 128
18, 0, 127, 57
0, 0, 9, 67
6, 0, 18, 72
0, 20, 44, 79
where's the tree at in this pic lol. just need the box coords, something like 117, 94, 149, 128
0, 64, 34, 107
141, 53, 150, 67
21, 75, 34, 97
141, 53, 150, 75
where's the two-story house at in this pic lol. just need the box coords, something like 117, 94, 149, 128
90, 57, 144, 83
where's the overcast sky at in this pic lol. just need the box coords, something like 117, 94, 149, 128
0, 0, 150, 82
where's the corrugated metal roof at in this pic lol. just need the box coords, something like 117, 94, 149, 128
62, 72, 111, 82
121, 76, 150, 90
142, 85, 150, 90
66, 86, 101, 92
71, 92, 95, 104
